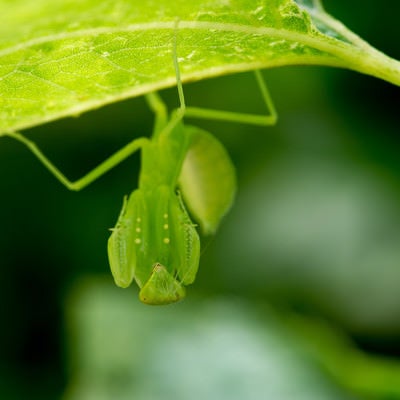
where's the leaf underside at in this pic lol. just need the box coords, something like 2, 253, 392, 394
1, 0, 399, 133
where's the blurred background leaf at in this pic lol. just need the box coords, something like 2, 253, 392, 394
1, 1, 400, 399
63, 279, 359, 400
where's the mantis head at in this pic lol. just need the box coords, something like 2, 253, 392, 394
139, 263, 186, 305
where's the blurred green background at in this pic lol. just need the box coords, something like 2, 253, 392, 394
1, 2, 400, 399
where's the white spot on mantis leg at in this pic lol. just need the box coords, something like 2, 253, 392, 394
135, 217, 142, 243
161, 208, 170, 243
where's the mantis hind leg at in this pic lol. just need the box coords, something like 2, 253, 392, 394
172, 22, 277, 127
183, 70, 277, 126
1, 131, 149, 191
2, 81, 172, 192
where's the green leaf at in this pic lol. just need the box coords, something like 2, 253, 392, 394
1, 0, 399, 133
65, 279, 400, 399
64, 280, 360, 400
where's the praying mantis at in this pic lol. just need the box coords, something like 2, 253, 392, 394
0, 36, 277, 305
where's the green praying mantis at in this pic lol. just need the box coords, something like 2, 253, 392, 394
0, 36, 277, 305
